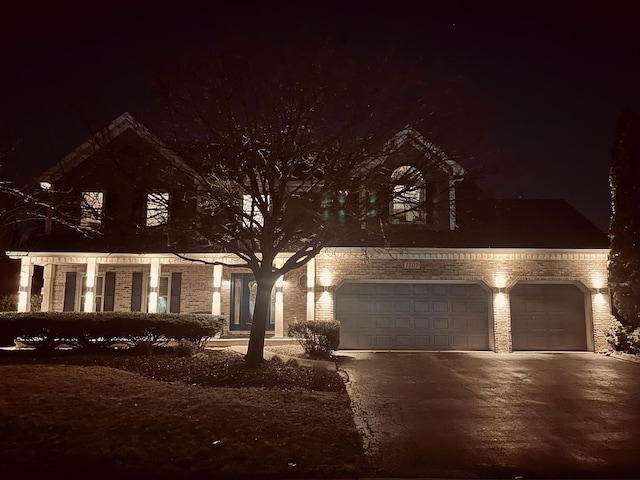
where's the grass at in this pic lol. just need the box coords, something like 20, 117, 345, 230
0, 348, 367, 479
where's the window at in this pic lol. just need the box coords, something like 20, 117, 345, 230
148, 275, 170, 313
80, 191, 104, 227
80, 275, 104, 312
242, 194, 269, 228
390, 166, 426, 223
146, 191, 170, 226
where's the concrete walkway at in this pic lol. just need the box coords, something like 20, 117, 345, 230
337, 351, 640, 478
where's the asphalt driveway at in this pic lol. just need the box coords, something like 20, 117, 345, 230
337, 352, 640, 478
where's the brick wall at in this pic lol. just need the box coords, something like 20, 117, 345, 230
312, 248, 612, 352
42, 247, 612, 352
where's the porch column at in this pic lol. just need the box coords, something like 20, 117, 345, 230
41, 264, 55, 312
211, 264, 223, 315
83, 258, 99, 313
306, 258, 315, 321
148, 258, 160, 313
274, 257, 284, 337
17, 256, 34, 312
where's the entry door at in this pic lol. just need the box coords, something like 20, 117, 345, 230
230, 273, 274, 331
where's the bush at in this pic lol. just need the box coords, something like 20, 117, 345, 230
287, 320, 340, 359
30, 294, 42, 312
0, 312, 224, 353
133, 340, 155, 355
173, 339, 197, 357
0, 295, 17, 312
604, 318, 640, 354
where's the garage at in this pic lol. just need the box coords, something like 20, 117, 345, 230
336, 282, 490, 350
510, 283, 588, 351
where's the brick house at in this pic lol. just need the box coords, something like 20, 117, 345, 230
7, 113, 612, 352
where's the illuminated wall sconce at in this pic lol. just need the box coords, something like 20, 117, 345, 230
149, 286, 158, 294
320, 270, 332, 292
497, 287, 504, 294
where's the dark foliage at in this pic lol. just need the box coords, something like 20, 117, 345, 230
609, 107, 640, 330
0, 348, 345, 392
288, 320, 340, 359
0, 312, 223, 350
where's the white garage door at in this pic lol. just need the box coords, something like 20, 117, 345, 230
336, 282, 490, 350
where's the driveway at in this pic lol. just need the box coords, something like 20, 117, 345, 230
337, 352, 640, 478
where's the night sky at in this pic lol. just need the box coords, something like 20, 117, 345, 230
1, 1, 639, 232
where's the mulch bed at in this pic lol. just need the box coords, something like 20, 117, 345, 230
0, 347, 345, 392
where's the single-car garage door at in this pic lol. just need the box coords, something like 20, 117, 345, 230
336, 282, 490, 350
510, 283, 587, 351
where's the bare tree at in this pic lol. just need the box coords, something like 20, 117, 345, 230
149, 43, 465, 366
1, 147, 98, 244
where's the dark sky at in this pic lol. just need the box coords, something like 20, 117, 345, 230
1, 0, 639, 232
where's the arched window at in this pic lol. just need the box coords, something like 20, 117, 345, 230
390, 165, 426, 223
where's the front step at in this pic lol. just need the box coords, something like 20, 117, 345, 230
206, 337, 298, 347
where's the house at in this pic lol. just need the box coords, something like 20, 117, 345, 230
6, 113, 612, 352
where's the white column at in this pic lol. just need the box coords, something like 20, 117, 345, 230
148, 258, 160, 313
83, 258, 98, 313
41, 264, 55, 312
306, 258, 315, 321
274, 257, 284, 337
212, 264, 223, 315
17, 257, 33, 312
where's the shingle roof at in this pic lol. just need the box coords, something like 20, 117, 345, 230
372, 198, 609, 249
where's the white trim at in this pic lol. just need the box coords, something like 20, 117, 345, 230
148, 259, 161, 313
274, 257, 284, 337
41, 264, 55, 312
8, 247, 610, 264
17, 257, 33, 312
306, 258, 316, 321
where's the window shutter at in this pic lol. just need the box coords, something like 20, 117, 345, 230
131, 272, 143, 312
63, 272, 77, 311
103, 272, 116, 312
170, 272, 182, 313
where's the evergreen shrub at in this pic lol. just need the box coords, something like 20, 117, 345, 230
287, 320, 340, 359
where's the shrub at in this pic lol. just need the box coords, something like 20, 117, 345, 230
0, 295, 17, 312
287, 320, 340, 359
173, 339, 197, 357
133, 340, 155, 355
30, 294, 42, 312
0, 312, 224, 352
604, 318, 640, 354
627, 327, 640, 354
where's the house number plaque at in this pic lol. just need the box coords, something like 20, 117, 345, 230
403, 261, 420, 270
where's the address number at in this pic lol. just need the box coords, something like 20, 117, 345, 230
403, 261, 420, 270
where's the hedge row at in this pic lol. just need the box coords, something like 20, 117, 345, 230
0, 312, 224, 351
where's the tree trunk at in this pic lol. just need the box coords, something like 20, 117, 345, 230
245, 276, 276, 367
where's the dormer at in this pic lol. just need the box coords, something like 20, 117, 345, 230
382, 128, 465, 231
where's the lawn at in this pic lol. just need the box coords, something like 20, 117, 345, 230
0, 347, 368, 479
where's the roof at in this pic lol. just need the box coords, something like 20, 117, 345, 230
367, 198, 609, 249
480, 198, 609, 248
39, 112, 184, 182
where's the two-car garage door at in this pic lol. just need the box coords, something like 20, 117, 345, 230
336, 282, 490, 350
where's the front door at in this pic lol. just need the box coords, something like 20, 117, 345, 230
230, 273, 274, 331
